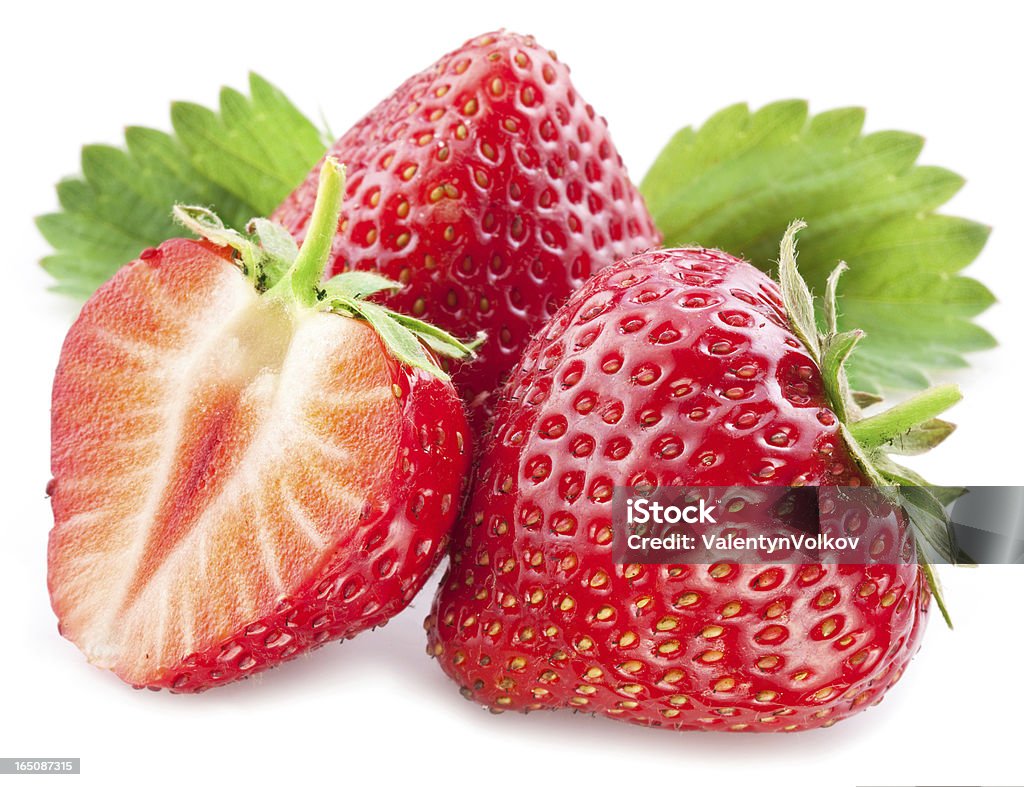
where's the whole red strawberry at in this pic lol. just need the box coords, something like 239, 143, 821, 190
426, 227, 961, 731
273, 31, 660, 430
49, 161, 473, 692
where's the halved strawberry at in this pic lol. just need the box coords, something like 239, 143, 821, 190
48, 160, 472, 691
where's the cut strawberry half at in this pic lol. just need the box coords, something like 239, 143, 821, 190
48, 160, 473, 691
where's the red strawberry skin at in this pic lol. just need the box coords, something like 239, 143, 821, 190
49, 239, 470, 691
426, 248, 928, 731
272, 31, 660, 428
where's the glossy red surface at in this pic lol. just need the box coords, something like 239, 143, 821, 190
273, 31, 660, 431
427, 248, 928, 731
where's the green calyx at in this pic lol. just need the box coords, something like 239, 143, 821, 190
173, 158, 479, 381
777, 221, 970, 627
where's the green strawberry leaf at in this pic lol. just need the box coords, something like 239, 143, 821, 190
641, 100, 995, 393
171, 75, 331, 215
37, 74, 328, 297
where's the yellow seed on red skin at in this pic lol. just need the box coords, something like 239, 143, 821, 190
765, 601, 786, 619
757, 655, 779, 670
618, 632, 638, 647
656, 616, 678, 631
702, 625, 724, 638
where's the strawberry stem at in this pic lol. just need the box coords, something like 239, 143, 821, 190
266, 157, 345, 307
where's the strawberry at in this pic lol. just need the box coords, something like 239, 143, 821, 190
272, 31, 660, 430
426, 225, 962, 731
48, 160, 473, 692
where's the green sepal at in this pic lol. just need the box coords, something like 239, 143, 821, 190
175, 159, 476, 382
776, 224, 969, 625
322, 271, 400, 300
330, 297, 452, 381
848, 386, 962, 451
875, 418, 956, 456
852, 390, 885, 409
388, 313, 484, 360
249, 218, 299, 287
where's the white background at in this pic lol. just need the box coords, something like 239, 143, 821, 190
2, 1, 1022, 785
